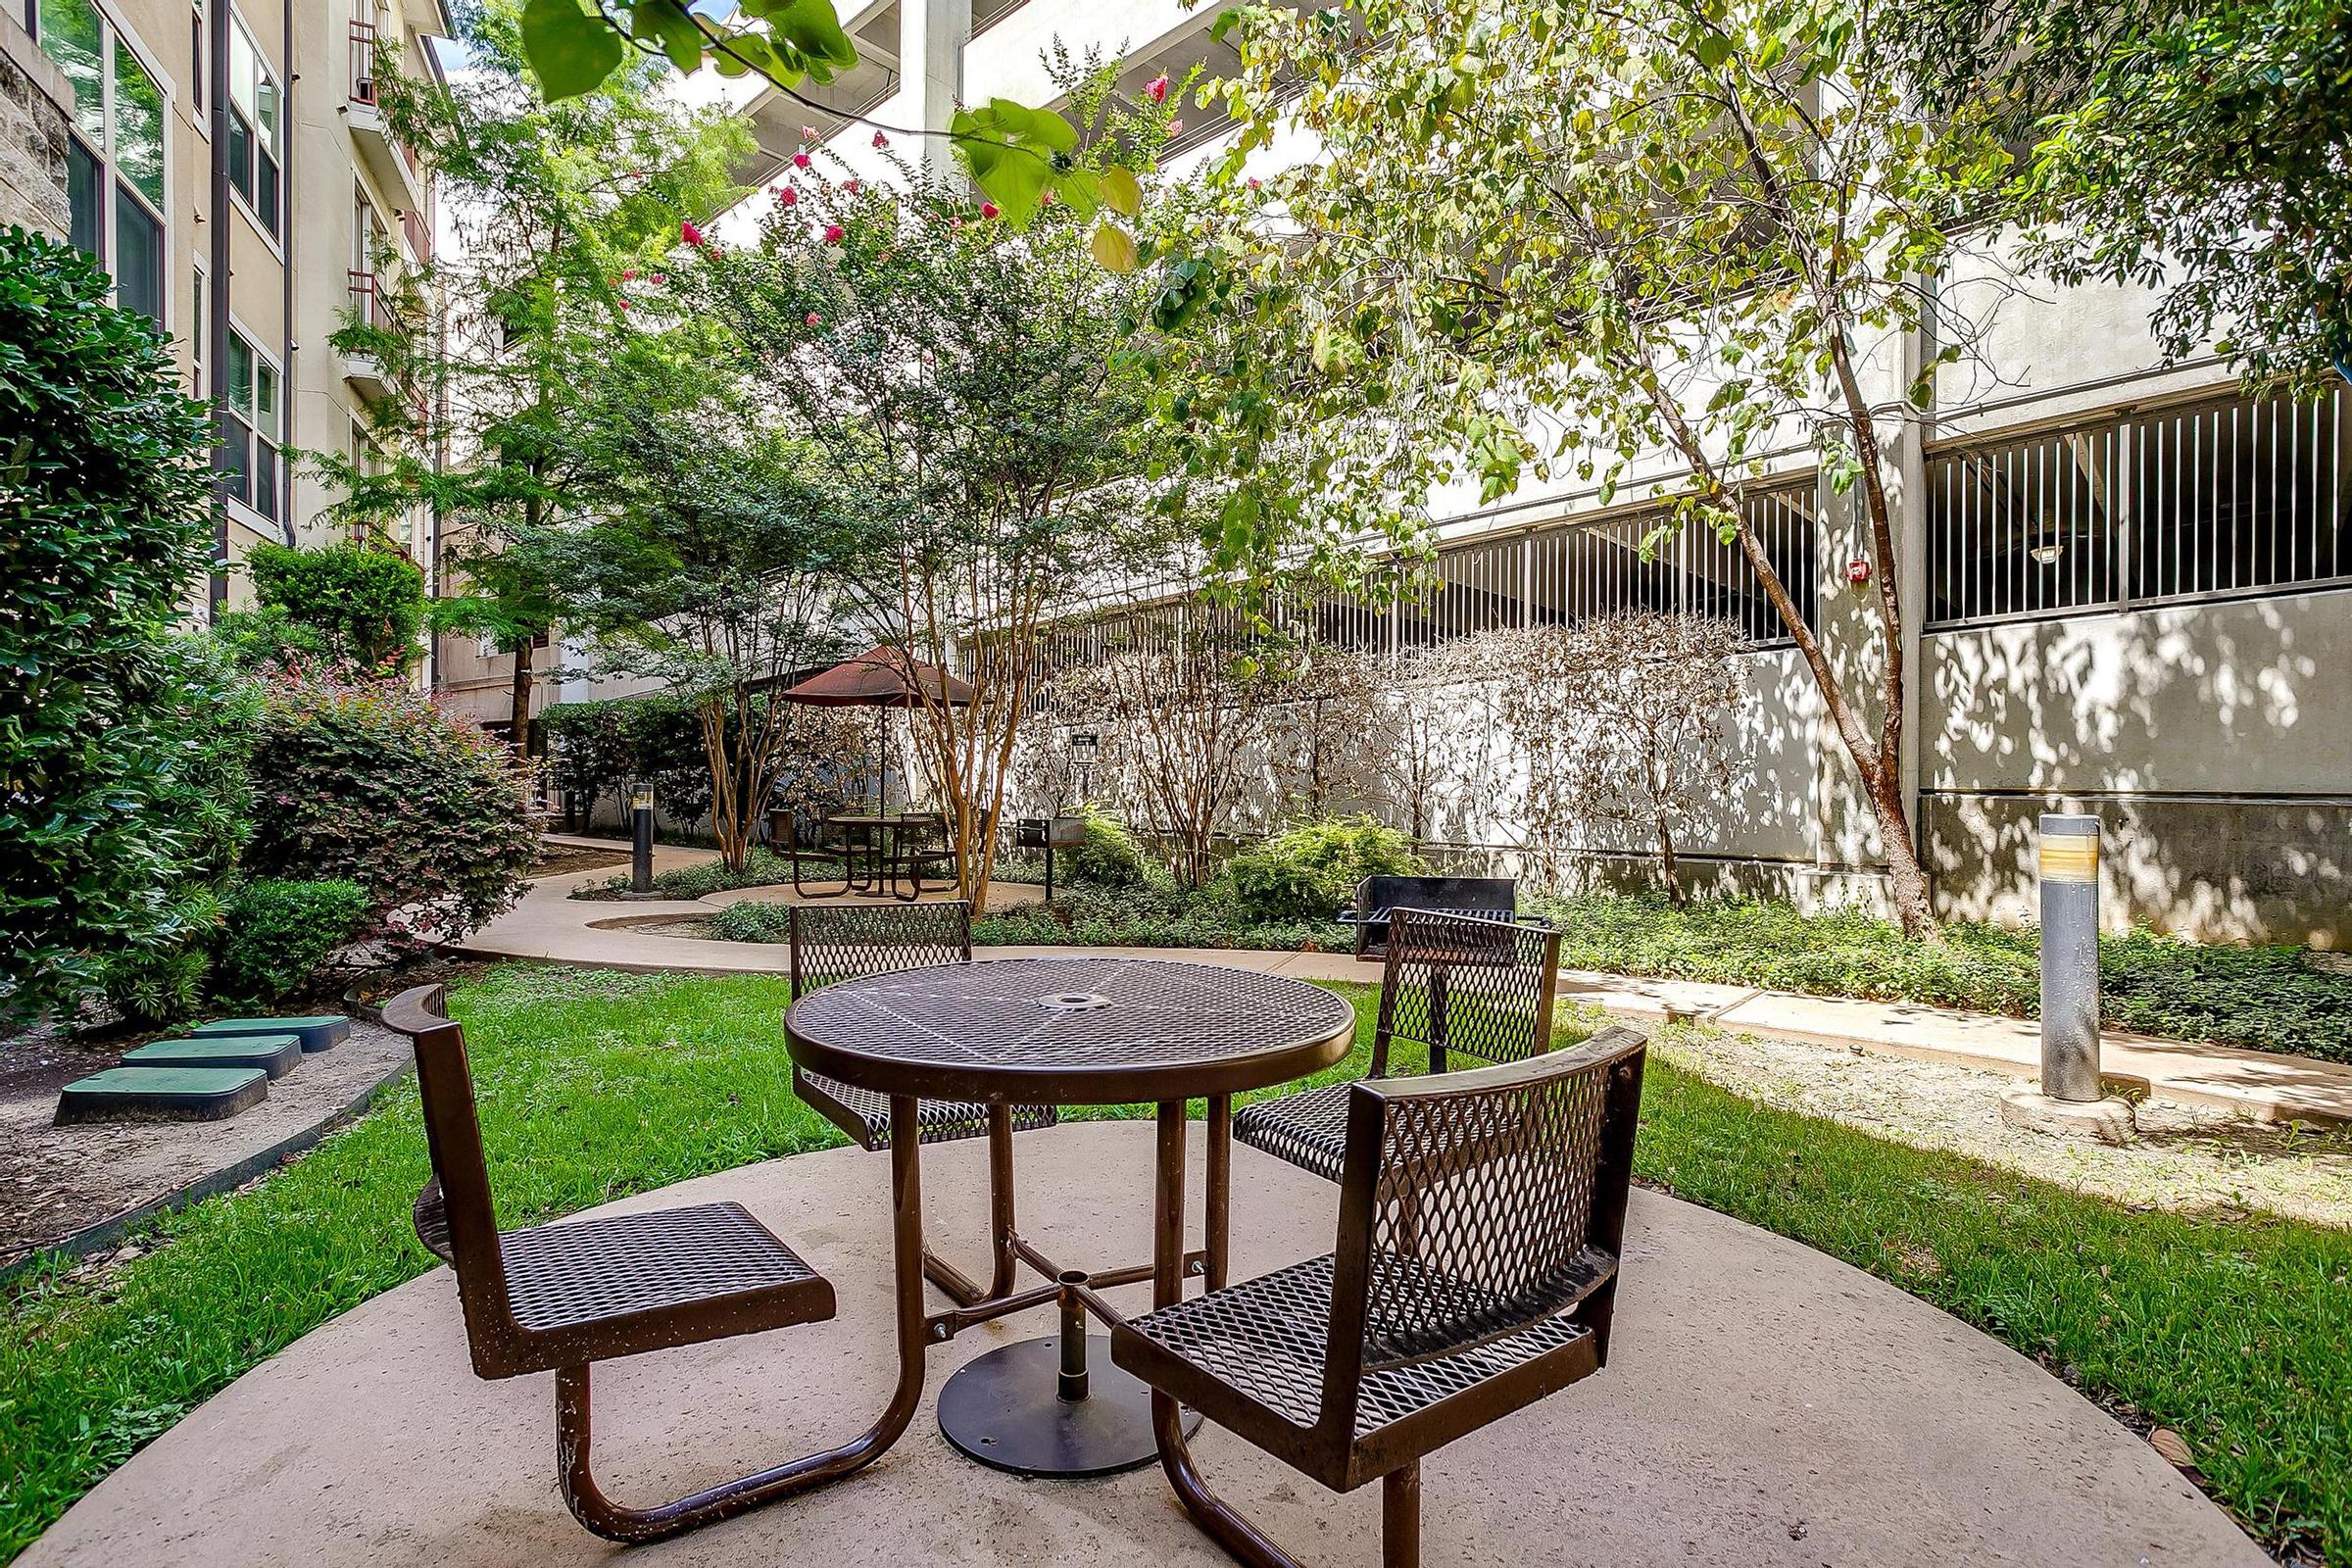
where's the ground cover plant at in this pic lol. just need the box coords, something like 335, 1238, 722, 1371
1531, 893, 2352, 1062
0, 965, 2342, 1561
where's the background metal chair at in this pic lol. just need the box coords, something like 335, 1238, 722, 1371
767, 808, 854, 898
786, 903, 1057, 1304
889, 811, 961, 901
1112, 1025, 1647, 1568
387, 984, 891, 1544
1237, 906, 1564, 1183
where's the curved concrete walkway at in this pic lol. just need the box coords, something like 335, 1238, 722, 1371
459, 838, 2352, 1126
25, 1123, 2260, 1567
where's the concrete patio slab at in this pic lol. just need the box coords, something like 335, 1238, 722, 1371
22, 1122, 2262, 1568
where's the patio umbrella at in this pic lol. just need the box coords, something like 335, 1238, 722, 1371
778, 645, 977, 811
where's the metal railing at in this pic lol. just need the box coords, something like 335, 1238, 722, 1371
348, 270, 395, 333
1927, 386, 2352, 628
349, 21, 378, 106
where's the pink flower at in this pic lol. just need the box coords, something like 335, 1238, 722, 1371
979, 201, 999, 220
801, 124, 820, 141
872, 130, 888, 148
843, 178, 860, 194
1039, 189, 1054, 206
620, 268, 638, 280
651, 272, 667, 284
1166, 120, 1184, 137
1146, 74, 1169, 103
680, 220, 706, 246
616, 298, 631, 310
794, 151, 811, 169
1247, 176, 1262, 190
949, 216, 963, 230
779, 185, 798, 207
823, 223, 845, 243
805, 311, 822, 326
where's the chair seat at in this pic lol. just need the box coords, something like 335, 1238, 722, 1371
500, 1201, 826, 1335
794, 1067, 1056, 1152
1115, 1253, 1598, 1439
1235, 1082, 1354, 1183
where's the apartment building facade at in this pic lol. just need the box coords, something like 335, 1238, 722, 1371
13, 0, 444, 607
722, 0, 2351, 946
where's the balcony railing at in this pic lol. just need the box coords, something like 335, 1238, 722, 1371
402, 206, 430, 264
350, 21, 379, 106
348, 269, 396, 332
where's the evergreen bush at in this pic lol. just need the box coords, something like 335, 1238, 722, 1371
1221, 816, 1427, 924
0, 227, 216, 1025
211, 878, 371, 1003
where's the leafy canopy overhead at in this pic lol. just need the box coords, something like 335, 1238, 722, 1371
514, 0, 1144, 230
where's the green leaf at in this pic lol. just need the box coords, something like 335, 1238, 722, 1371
1091, 222, 1139, 273
519, 0, 623, 100
636, 0, 708, 74
1695, 31, 1733, 71
761, 0, 859, 75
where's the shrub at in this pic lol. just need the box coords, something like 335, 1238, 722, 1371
710, 900, 792, 943
542, 694, 709, 825
97, 636, 263, 1024
1059, 807, 1158, 890
577, 847, 798, 902
210, 878, 372, 1003
0, 226, 217, 1026
209, 605, 337, 673
1222, 816, 1427, 924
245, 542, 427, 676
244, 673, 541, 937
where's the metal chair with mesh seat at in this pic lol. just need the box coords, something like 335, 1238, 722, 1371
1111, 1025, 1647, 1568
770, 808, 853, 899
888, 812, 960, 902
1236, 906, 1564, 1184
387, 984, 886, 1544
785, 902, 1058, 1304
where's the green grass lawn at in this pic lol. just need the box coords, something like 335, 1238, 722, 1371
1, 963, 2345, 1562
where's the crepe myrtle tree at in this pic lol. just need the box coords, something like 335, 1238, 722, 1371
1153, 0, 2017, 935
679, 107, 1189, 909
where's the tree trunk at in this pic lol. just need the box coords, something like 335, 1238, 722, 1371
1655, 813, 1685, 908
507, 642, 534, 764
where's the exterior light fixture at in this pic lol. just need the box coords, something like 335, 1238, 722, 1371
2031, 542, 2066, 565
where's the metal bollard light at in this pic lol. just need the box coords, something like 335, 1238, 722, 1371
2037, 813, 2102, 1102
629, 781, 657, 895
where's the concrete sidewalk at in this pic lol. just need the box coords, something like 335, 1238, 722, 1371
456, 839, 2352, 1128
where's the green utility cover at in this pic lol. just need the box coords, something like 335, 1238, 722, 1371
122, 1034, 304, 1079
191, 1014, 351, 1053
56, 1067, 270, 1124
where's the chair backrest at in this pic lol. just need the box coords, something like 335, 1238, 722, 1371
788, 900, 972, 999
1371, 906, 1563, 1077
1325, 1026, 1646, 1390
382, 984, 519, 1373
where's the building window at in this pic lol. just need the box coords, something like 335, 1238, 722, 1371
222, 326, 281, 523
1927, 387, 2352, 627
35, 0, 168, 323
226, 15, 282, 235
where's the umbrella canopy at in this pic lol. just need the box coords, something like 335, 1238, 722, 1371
778, 645, 977, 710
778, 646, 975, 815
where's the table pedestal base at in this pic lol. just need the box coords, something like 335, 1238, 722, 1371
937, 1336, 1200, 1478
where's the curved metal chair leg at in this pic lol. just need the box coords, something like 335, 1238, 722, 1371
553, 1104, 933, 1544
917, 1107, 1020, 1304
1152, 1395, 1304, 1568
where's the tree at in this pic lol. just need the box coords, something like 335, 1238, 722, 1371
1494, 613, 1749, 906
1893, 0, 2352, 394
686, 103, 1187, 907
555, 362, 862, 871
0, 226, 216, 1025
1157, 0, 2016, 934
323, 0, 752, 754
1031, 598, 1299, 887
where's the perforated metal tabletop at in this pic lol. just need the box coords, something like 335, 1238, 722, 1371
784, 956, 1357, 1106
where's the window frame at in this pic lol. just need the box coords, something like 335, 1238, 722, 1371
32, 0, 173, 326
223, 8, 283, 238
220, 319, 284, 528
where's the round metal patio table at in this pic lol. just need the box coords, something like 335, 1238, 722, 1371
784, 956, 1355, 1479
